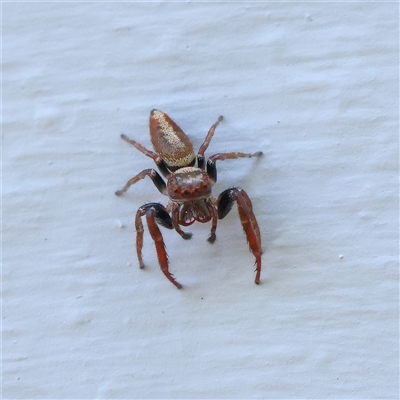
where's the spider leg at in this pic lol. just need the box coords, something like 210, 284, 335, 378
217, 188, 262, 284
120, 134, 171, 177
135, 203, 182, 289
115, 168, 167, 196
197, 115, 223, 169
206, 151, 262, 183
207, 202, 218, 243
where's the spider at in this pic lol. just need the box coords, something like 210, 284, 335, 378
116, 109, 263, 288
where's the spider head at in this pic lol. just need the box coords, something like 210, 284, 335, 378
167, 167, 212, 203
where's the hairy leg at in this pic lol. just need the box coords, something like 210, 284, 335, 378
120, 134, 171, 177
207, 202, 218, 244
115, 168, 167, 196
217, 188, 262, 284
135, 203, 181, 289
207, 151, 262, 182
197, 115, 223, 169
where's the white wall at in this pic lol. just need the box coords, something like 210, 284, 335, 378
3, 2, 398, 399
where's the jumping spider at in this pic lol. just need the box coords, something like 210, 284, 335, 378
116, 109, 262, 288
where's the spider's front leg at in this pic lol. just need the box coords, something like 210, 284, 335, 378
217, 188, 262, 284
135, 203, 182, 289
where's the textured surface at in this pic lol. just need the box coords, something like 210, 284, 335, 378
2, 2, 399, 399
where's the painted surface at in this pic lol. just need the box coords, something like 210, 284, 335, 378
3, 2, 398, 398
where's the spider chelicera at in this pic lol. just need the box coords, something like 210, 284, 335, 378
116, 109, 262, 288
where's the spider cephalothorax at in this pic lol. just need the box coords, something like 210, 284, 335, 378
116, 109, 262, 288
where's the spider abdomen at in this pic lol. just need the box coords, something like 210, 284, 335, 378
150, 109, 195, 169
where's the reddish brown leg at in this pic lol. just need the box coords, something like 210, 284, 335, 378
135, 209, 146, 269
197, 115, 223, 169
198, 115, 223, 155
206, 202, 218, 243
209, 151, 263, 163
135, 204, 181, 289
119, 134, 171, 178
115, 168, 167, 196
217, 188, 262, 284
120, 134, 160, 162
207, 151, 262, 183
